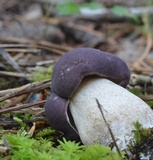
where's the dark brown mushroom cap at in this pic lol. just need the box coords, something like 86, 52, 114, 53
52, 48, 130, 98
45, 48, 130, 142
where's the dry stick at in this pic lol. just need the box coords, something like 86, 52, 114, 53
0, 130, 17, 134
0, 44, 35, 48
0, 71, 32, 78
36, 60, 54, 66
1, 43, 65, 55
0, 43, 64, 55
34, 109, 45, 116
0, 80, 51, 100
0, 146, 8, 154
5, 48, 40, 53
133, 13, 152, 70
130, 64, 153, 73
0, 48, 22, 73
0, 37, 73, 52
26, 116, 46, 123
6, 46, 64, 55
133, 33, 152, 69
140, 95, 153, 101
95, 99, 122, 158
0, 100, 46, 114
0, 80, 50, 96
13, 52, 24, 61
130, 73, 153, 86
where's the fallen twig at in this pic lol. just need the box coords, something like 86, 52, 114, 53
133, 12, 152, 70
140, 95, 153, 101
96, 99, 122, 158
0, 71, 32, 78
130, 73, 153, 86
0, 80, 51, 100
0, 146, 9, 154
0, 48, 22, 73
5, 48, 41, 53
0, 100, 46, 114
0, 37, 73, 55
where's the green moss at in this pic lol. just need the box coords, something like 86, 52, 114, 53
29, 66, 53, 82
4, 133, 53, 160
2, 134, 125, 160
80, 144, 125, 160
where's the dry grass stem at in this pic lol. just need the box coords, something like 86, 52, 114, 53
96, 99, 122, 158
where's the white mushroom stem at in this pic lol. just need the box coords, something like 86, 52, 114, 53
69, 77, 153, 151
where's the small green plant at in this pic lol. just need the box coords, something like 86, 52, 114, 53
110, 5, 139, 23
132, 121, 152, 144
128, 121, 153, 157
0, 101, 6, 106
13, 116, 28, 134
29, 66, 52, 82
130, 88, 153, 107
111, 5, 129, 17
12, 114, 33, 134
129, 88, 143, 97
35, 127, 55, 140
56, 2, 79, 16
56, 1, 103, 16
147, 100, 153, 108
55, 1, 139, 24
13, 117, 26, 128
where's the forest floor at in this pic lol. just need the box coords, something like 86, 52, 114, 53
0, 1, 153, 159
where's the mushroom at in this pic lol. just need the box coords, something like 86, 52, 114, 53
44, 48, 131, 142
44, 48, 153, 152
69, 77, 153, 151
